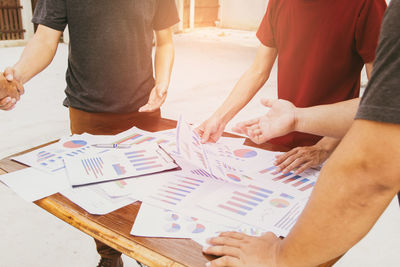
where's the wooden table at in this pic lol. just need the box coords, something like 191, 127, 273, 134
0, 117, 340, 267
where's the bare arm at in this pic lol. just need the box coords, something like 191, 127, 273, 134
11, 25, 62, 84
294, 98, 360, 138
0, 25, 61, 110
139, 27, 175, 112
213, 45, 277, 125
204, 120, 400, 266
198, 44, 278, 143
276, 119, 400, 266
234, 98, 359, 143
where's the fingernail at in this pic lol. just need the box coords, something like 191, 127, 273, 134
205, 262, 211, 267
6, 74, 13, 80
11, 98, 16, 104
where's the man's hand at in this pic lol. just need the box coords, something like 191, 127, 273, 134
138, 82, 168, 112
196, 115, 227, 144
203, 231, 282, 267
233, 98, 296, 144
0, 68, 24, 110
274, 137, 340, 174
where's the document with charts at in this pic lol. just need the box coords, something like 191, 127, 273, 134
64, 143, 179, 186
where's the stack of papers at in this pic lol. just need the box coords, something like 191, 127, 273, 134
0, 119, 321, 243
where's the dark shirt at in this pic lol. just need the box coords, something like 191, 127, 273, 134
356, 0, 400, 205
32, 0, 179, 113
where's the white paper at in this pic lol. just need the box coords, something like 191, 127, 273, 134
0, 167, 70, 202
131, 203, 228, 239
64, 144, 178, 186
198, 180, 308, 237
60, 185, 137, 215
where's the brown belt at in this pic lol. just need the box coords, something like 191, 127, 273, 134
69, 107, 161, 135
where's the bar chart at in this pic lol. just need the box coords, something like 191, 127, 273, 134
257, 165, 317, 193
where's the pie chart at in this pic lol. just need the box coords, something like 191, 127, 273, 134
165, 212, 179, 221
63, 140, 87, 148
233, 148, 257, 158
187, 223, 206, 234
269, 198, 290, 208
164, 223, 181, 233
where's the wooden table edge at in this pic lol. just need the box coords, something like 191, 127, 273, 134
0, 135, 343, 267
35, 196, 185, 267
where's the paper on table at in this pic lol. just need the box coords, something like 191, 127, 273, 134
0, 167, 70, 202
131, 203, 230, 239
198, 179, 308, 237
176, 118, 282, 185
60, 185, 137, 215
11, 133, 103, 174
141, 164, 241, 228
64, 143, 179, 187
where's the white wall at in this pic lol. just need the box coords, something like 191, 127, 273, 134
219, 0, 268, 30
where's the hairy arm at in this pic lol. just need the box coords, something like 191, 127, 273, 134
277, 119, 400, 266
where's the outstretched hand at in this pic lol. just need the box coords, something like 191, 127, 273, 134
138, 82, 168, 112
0, 68, 24, 110
203, 231, 282, 267
233, 98, 296, 144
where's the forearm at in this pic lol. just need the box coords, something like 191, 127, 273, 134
277, 120, 400, 267
211, 45, 277, 125
13, 26, 61, 84
213, 69, 269, 124
295, 98, 360, 138
154, 42, 174, 87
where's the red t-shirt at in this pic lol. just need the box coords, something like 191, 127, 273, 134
257, 0, 386, 148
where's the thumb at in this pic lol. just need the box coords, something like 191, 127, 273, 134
260, 98, 275, 108
4, 67, 15, 81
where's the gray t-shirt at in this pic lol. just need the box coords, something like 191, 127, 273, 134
356, 0, 400, 204
32, 0, 179, 113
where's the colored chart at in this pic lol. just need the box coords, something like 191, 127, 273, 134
63, 140, 87, 148
191, 168, 220, 179
187, 223, 206, 234
125, 150, 163, 171
112, 164, 127, 175
165, 212, 179, 221
37, 151, 57, 162
116, 132, 158, 145
274, 203, 302, 231
81, 157, 104, 179
233, 148, 257, 158
227, 173, 241, 182
65, 146, 90, 157
164, 223, 181, 233
150, 176, 204, 207
217, 184, 274, 216
270, 198, 290, 208
258, 165, 316, 193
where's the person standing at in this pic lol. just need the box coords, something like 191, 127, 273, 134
204, 0, 400, 265
198, 0, 386, 175
0, 1, 179, 266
